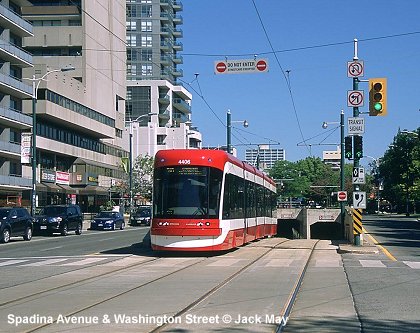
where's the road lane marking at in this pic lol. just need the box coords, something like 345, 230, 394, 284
403, 261, 420, 269
359, 259, 386, 268
362, 226, 397, 261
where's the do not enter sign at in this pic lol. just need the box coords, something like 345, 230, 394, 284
214, 58, 269, 74
337, 191, 347, 201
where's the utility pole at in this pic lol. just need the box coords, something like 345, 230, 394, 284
352, 39, 362, 246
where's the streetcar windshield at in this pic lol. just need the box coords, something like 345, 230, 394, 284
153, 166, 222, 219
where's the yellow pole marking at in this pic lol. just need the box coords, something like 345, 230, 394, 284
362, 227, 397, 261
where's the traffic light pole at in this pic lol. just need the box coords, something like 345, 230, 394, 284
353, 39, 362, 246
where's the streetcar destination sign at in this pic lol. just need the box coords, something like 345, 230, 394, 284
348, 117, 365, 135
214, 58, 269, 74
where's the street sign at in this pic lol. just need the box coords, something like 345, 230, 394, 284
214, 58, 269, 74
337, 191, 348, 201
353, 191, 367, 209
352, 167, 366, 184
348, 117, 365, 135
21, 132, 31, 164
347, 90, 364, 107
347, 60, 364, 78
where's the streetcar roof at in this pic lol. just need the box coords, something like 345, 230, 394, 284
154, 149, 276, 187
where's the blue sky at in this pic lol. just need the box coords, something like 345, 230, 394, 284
179, 0, 420, 165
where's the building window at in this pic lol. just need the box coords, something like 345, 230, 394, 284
141, 21, 152, 32
141, 35, 152, 47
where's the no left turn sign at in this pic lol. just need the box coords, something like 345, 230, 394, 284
347, 90, 364, 107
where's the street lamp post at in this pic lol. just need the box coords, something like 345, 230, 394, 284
226, 109, 248, 154
26, 66, 75, 217
322, 110, 345, 238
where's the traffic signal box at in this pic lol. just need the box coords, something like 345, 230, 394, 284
345, 136, 353, 159
353, 135, 363, 159
369, 78, 387, 116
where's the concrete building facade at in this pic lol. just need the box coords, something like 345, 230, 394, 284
0, 0, 33, 206
245, 145, 286, 170
20, 0, 128, 212
125, 0, 202, 158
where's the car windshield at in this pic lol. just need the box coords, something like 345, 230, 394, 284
41, 206, 66, 215
96, 212, 116, 218
136, 209, 151, 217
0, 209, 11, 219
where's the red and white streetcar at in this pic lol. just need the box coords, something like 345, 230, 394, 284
151, 149, 277, 251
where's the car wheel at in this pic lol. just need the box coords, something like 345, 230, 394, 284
120, 222, 125, 230
75, 222, 82, 235
23, 227, 32, 241
61, 224, 68, 236
1, 228, 10, 243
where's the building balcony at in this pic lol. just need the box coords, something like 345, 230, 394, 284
0, 3, 33, 37
160, 55, 172, 65
160, 41, 171, 51
173, 98, 191, 114
173, 15, 183, 25
173, 41, 183, 51
160, 26, 171, 36
0, 106, 32, 129
173, 28, 183, 38
0, 72, 32, 99
173, 55, 183, 64
173, 1, 183, 12
0, 37, 33, 67
158, 94, 170, 105
0, 174, 31, 191
173, 69, 183, 77
158, 110, 170, 119
160, 12, 172, 22
0, 140, 21, 159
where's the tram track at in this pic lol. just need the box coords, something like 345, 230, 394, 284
2, 238, 320, 333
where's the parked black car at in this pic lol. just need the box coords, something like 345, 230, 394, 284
0, 207, 33, 243
34, 204, 83, 236
90, 211, 125, 231
130, 206, 152, 226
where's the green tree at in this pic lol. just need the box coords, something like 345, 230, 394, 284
132, 154, 154, 203
379, 128, 420, 214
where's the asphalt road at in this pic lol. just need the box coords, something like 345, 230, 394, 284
0, 225, 150, 258
343, 215, 420, 333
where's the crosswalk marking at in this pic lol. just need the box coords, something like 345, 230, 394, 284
403, 261, 420, 269
1, 257, 420, 270
60, 258, 108, 266
22, 258, 68, 266
359, 260, 386, 268
0, 259, 28, 266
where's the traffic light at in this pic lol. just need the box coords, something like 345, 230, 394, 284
353, 135, 363, 159
369, 78, 387, 116
344, 136, 353, 159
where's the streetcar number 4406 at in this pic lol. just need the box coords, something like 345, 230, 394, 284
178, 159, 191, 165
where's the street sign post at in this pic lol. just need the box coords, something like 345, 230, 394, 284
214, 58, 269, 74
337, 191, 348, 202
347, 60, 364, 78
352, 167, 366, 184
348, 117, 365, 135
353, 191, 367, 209
347, 90, 364, 107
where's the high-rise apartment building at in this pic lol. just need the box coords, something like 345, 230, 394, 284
0, 0, 33, 206
126, 0, 201, 158
245, 145, 286, 170
20, 0, 128, 212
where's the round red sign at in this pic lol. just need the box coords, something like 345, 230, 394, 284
216, 62, 227, 73
256, 60, 267, 71
338, 191, 347, 200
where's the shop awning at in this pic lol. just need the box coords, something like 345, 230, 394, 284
57, 184, 77, 194
36, 183, 48, 192
43, 183, 62, 192
74, 185, 109, 195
